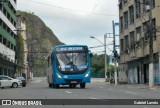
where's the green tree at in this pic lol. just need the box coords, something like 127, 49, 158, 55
91, 54, 115, 78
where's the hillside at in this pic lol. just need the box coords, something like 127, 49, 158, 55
17, 11, 63, 76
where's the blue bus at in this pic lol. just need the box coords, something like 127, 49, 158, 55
47, 45, 92, 88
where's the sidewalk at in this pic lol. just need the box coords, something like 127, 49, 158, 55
110, 83, 160, 89
91, 78, 106, 83
91, 78, 160, 89
117, 84, 148, 89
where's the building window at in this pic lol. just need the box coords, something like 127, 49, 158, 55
0, 18, 3, 26
120, 39, 124, 54
120, 16, 123, 32
124, 11, 128, 29
143, 0, 148, 12
0, 3, 2, 11
135, 0, 141, 18
152, 18, 156, 40
0, 34, 3, 43
125, 35, 129, 53
129, 6, 134, 24
151, 0, 155, 8
124, 0, 128, 5
143, 21, 149, 41
130, 31, 135, 50
119, 1, 122, 10
136, 26, 142, 47
3, 38, 6, 46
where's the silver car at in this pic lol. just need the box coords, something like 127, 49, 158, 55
0, 75, 22, 88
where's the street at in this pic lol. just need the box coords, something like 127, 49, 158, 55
0, 77, 160, 108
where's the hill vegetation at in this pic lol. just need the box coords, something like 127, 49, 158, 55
17, 11, 63, 77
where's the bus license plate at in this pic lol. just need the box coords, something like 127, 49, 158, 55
71, 81, 77, 83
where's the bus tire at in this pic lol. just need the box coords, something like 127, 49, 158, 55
49, 84, 52, 88
80, 83, 85, 88
69, 84, 72, 88
52, 84, 55, 88
55, 84, 59, 88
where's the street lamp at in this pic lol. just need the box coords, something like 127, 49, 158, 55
90, 36, 108, 80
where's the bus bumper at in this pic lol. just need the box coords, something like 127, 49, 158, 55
55, 74, 90, 85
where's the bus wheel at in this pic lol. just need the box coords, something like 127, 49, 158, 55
80, 83, 85, 88
52, 84, 55, 88
55, 84, 59, 88
69, 84, 72, 88
49, 84, 52, 88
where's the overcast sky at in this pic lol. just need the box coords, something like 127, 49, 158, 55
17, 0, 119, 54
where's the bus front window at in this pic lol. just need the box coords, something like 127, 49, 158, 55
56, 52, 88, 73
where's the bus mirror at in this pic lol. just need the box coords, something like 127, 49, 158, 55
90, 53, 93, 58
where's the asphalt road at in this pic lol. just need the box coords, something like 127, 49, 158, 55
0, 77, 160, 108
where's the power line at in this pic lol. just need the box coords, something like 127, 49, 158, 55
22, 0, 118, 17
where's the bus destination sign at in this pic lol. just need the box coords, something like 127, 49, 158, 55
56, 46, 85, 52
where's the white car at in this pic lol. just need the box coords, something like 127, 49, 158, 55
0, 75, 22, 88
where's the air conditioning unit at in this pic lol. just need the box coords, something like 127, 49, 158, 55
145, 5, 150, 11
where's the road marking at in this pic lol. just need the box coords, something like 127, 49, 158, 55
108, 88, 112, 90
65, 91, 72, 94
125, 91, 137, 95
89, 97, 99, 99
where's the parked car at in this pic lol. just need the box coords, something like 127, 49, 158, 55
14, 76, 26, 87
0, 75, 22, 88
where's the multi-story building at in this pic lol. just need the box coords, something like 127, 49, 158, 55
0, 0, 17, 77
118, 0, 160, 85
16, 14, 29, 79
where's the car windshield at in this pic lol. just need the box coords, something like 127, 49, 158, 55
56, 52, 88, 72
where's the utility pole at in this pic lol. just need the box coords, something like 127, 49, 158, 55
104, 33, 114, 83
104, 34, 107, 81
113, 20, 118, 85
148, 0, 154, 88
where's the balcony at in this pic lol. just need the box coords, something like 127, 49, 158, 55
124, 53, 129, 62
153, 40, 158, 53
136, 47, 143, 58
120, 54, 125, 64
129, 50, 136, 61
143, 43, 149, 56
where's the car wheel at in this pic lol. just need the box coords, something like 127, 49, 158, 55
22, 84, 26, 87
12, 82, 18, 88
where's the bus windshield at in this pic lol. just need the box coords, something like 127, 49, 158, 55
56, 52, 88, 73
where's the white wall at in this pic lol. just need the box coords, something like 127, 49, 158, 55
0, 43, 15, 62
0, 11, 16, 34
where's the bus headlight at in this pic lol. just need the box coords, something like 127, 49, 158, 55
85, 72, 90, 77
57, 73, 62, 78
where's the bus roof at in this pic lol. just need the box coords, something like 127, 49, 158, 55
54, 44, 88, 48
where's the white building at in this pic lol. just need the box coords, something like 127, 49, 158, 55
0, 0, 17, 77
